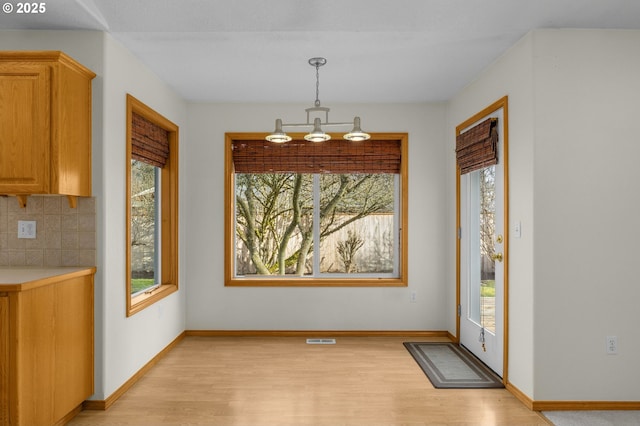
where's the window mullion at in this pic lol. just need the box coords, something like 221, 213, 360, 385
154, 167, 161, 285
313, 174, 320, 277
394, 174, 400, 275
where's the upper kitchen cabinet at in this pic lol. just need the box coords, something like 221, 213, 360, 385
0, 51, 96, 208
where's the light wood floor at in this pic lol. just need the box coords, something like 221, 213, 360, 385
69, 336, 550, 425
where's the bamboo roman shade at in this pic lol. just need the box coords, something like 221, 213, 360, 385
456, 118, 498, 175
232, 139, 401, 174
131, 112, 170, 168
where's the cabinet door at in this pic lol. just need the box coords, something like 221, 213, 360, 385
0, 64, 50, 193
0, 295, 8, 425
54, 276, 94, 420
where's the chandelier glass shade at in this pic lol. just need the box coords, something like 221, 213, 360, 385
266, 57, 371, 143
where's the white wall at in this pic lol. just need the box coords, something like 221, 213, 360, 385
100, 34, 187, 399
447, 33, 537, 397
449, 29, 640, 402
0, 31, 188, 400
184, 103, 449, 331
531, 29, 640, 401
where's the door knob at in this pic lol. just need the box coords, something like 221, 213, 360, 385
491, 252, 503, 262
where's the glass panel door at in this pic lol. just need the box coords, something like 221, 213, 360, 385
458, 104, 505, 377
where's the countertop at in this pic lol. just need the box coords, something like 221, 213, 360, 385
0, 266, 96, 292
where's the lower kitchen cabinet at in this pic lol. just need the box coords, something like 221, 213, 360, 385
0, 267, 95, 425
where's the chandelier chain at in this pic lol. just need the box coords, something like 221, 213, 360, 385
314, 63, 321, 107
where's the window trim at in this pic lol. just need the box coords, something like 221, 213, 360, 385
224, 132, 408, 287
126, 94, 179, 316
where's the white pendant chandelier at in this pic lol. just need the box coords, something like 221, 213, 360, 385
266, 57, 371, 143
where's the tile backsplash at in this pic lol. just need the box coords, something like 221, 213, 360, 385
0, 195, 96, 267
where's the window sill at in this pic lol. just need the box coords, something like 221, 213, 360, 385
225, 277, 407, 287
127, 283, 178, 316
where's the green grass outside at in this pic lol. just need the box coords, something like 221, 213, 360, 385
481, 280, 495, 297
131, 278, 156, 294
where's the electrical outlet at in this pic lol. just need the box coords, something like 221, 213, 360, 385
17, 220, 37, 239
606, 335, 617, 355
410, 291, 417, 303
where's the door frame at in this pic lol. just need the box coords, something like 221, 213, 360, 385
455, 96, 509, 384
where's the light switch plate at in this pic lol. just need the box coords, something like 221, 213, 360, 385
18, 220, 37, 239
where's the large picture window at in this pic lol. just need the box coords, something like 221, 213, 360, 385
126, 95, 179, 315
225, 133, 408, 286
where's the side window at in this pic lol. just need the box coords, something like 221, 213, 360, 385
225, 133, 408, 286
126, 95, 179, 316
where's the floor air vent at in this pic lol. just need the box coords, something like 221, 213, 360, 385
306, 338, 336, 345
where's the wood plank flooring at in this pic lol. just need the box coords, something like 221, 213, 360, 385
69, 336, 550, 425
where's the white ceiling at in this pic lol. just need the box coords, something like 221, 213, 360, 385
2, 0, 640, 103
